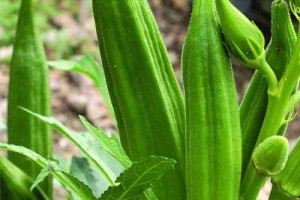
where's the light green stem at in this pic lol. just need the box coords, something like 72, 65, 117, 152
259, 59, 279, 96
241, 26, 300, 198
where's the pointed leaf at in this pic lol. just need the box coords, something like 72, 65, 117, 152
48, 55, 115, 119
100, 156, 176, 200
31, 164, 52, 191
0, 143, 96, 200
79, 116, 131, 168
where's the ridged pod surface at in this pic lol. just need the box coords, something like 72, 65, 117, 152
7, 0, 51, 196
92, 1, 185, 199
239, 0, 296, 176
182, 0, 241, 199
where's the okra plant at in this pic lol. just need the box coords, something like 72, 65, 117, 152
1, 0, 300, 199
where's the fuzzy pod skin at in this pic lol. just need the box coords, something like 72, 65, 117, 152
7, 0, 52, 197
183, 0, 241, 199
92, 1, 185, 199
271, 139, 300, 199
239, 0, 296, 176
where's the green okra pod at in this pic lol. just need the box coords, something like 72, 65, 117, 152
7, 0, 52, 197
239, 0, 296, 176
183, 0, 241, 199
92, 1, 185, 199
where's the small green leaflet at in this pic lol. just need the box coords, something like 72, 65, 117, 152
48, 55, 115, 120
79, 116, 132, 168
0, 143, 96, 200
30, 160, 59, 192
100, 156, 176, 200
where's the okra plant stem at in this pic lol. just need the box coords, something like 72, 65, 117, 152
259, 60, 279, 96
241, 26, 300, 198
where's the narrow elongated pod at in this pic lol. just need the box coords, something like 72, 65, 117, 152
92, 1, 185, 199
182, 0, 241, 199
239, 0, 296, 176
7, 0, 52, 196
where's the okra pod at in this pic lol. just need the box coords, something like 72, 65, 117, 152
7, 0, 52, 196
183, 0, 241, 199
92, 1, 185, 199
239, 0, 296, 176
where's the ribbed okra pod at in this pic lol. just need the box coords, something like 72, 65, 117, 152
239, 0, 296, 176
183, 0, 241, 199
7, 0, 51, 196
92, 1, 185, 199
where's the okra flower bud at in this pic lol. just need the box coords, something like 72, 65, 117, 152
252, 136, 289, 176
216, 0, 265, 67
216, 0, 279, 95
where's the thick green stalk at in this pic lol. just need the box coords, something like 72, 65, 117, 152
239, 0, 296, 176
7, 0, 52, 197
183, 0, 241, 199
92, 1, 185, 199
241, 25, 300, 200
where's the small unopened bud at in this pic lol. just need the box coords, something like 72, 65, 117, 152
216, 0, 265, 69
252, 136, 289, 176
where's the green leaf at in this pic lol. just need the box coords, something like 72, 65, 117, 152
31, 162, 57, 192
100, 156, 176, 200
79, 116, 132, 168
48, 55, 115, 119
22, 108, 123, 187
70, 156, 106, 198
0, 143, 96, 200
